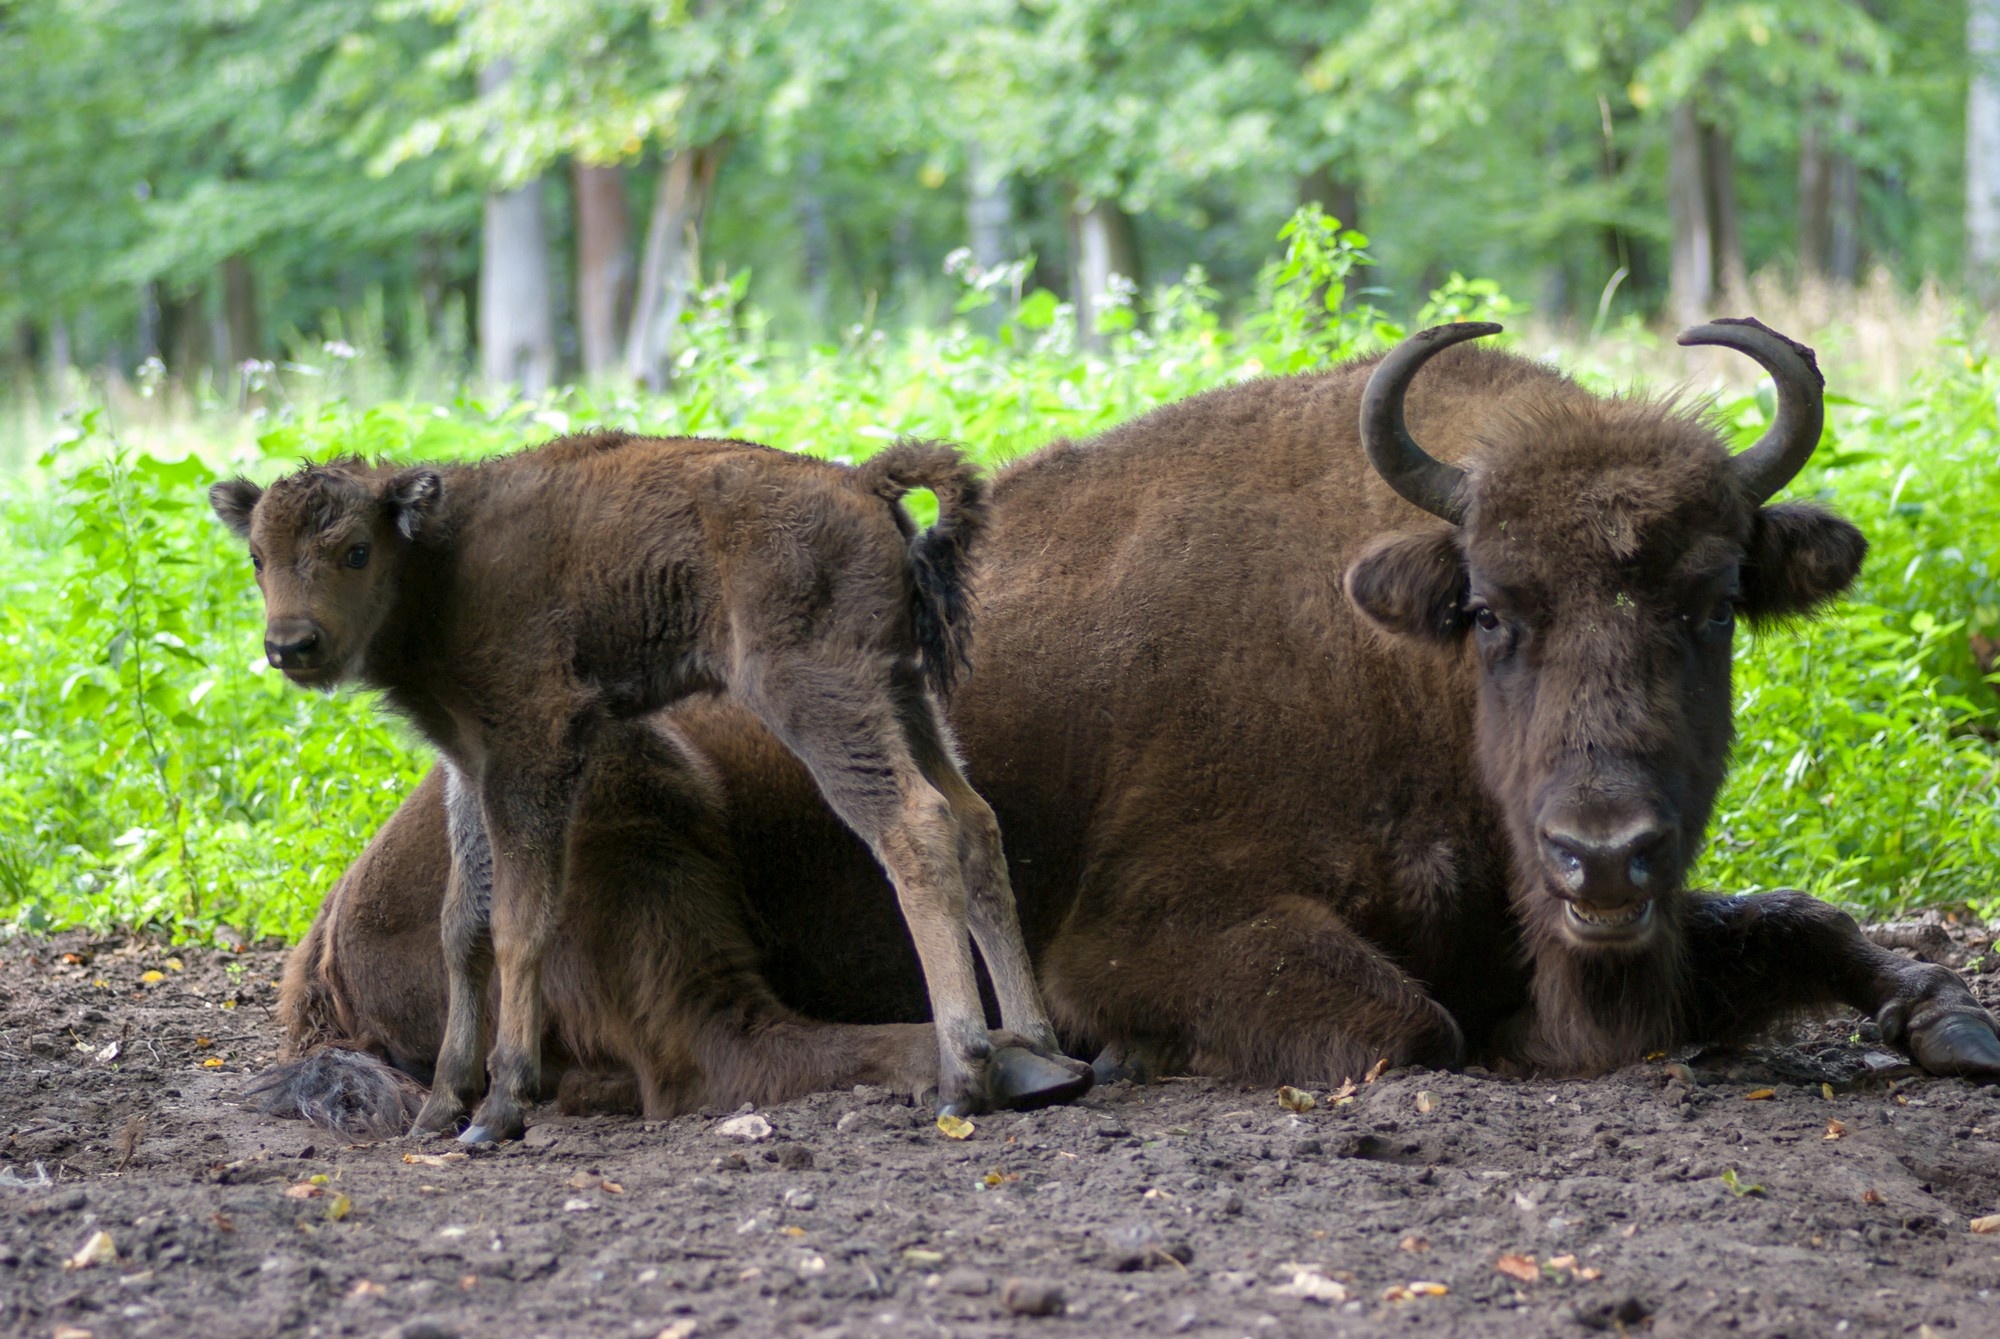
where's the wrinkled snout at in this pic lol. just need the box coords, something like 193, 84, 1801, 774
1536, 808, 1678, 942
264, 618, 326, 674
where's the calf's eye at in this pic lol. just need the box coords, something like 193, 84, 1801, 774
1472, 606, 1501, 633
251, 554, 264, 574
343, 543, 371, 570
1708, 599, 1735, 631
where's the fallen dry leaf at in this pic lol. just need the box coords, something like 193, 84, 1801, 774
1408, 1281, 1448, 1297
566, 1171, 598, 1190
1549, 1254, 1577, 1270
1863, 1189, 1885, 1206
1330, 1077, 1358, 1102
1577, 1266, 1603, 1281
1399, 1234, 1430, 1254
601, 1180, 625, 1194
655, 1322, 699, 1339
165, 957, 184, 971
1364, 1057, 1390, 1083
1970, 1215, 2000, 1234
1494, 1253, 1539, 1284
402, 1152, 468, 1167
1272, 1267, 1348, 1304
201, 1057, 224, 1069
936, 1114, 975, 1140
1277, 1085, 1316, 1113
194, 1037, 213, 1049
326, 1193, 351, 1222
1744, 1088, 1776, 1101
284, 1182, 323, 1200
64, 1230, 117, 1271
139, 970, 164, 984
51, 1327, 94, 1339
349, 1279, 386, 1298
1822, 1082, 1836, 1100
1414, 1091, 1438, 1114
60, 952, 88, 965
1825, 1119, 1847, 1141
902, 1248, 945, 1266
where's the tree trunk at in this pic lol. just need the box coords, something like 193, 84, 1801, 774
477, 63, 556, 394
1667, 97, 1715, 327
1298, 163, 1361, 233
1799, 119, 1831, 278
480, 177, 558, 394
1067, 193, 1139, 349
49, 315, 71, 378
966, 142, 1013, 274
796, 148, 833, 332
1704, 123, 1744, 295
571, 162, 632, 380
625, 142, 727, 389
221, 253, 260, 364
1971, 0, 2000, 302
1828, 123, 1860, 282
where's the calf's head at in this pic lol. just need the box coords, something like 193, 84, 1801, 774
1344, 320, 1864, 949
209, 460, 442, 687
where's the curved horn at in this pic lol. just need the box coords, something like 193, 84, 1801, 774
1359, 322, 1502, 524
1675, 317, 1825, 504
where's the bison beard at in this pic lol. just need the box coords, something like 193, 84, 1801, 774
258, 323, 2000, 1132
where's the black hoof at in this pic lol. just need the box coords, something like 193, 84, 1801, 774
988, 1046, 1094, 1111
1915, 1013, 2000, 1080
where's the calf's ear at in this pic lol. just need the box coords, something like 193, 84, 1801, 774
208, 478, 263, 539
387, 468, 443, 539
1344, 529, 1469, 643
1740, 503, 1866, 624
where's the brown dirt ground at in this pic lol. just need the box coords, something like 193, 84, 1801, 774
5, 921, 2000, 1339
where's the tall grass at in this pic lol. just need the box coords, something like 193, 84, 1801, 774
2, 210, 1997, 943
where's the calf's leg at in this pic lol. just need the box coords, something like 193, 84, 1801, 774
898, 682, 1062, 1054
456, 737, 585, 1143
742, 657, 1083, 1115
1679, 890, 2000, 1077
414, 763, 498, 1134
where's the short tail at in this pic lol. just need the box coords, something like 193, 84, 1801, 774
243, 1048, 425, 1138
856, 440, 987, 697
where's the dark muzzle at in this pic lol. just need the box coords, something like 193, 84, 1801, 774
264, 620, 325, 672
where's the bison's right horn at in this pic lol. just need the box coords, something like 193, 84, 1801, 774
1359, 322, 1501, 524
1675, 317, 1825, 504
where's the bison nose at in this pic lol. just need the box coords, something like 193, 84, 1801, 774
1538, 819, 1674, 904
264, 624, 323, 670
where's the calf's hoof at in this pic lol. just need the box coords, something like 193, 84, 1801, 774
1907, 1009, 2000, 1080
459, 1095, 527, 1145
986, 1046, 1094, 1111
411, 1091, 468, 1137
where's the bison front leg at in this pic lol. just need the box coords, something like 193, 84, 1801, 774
1681, 891, 2000, 1079
457, 744, 581, 1143
414, 762, 496, 1135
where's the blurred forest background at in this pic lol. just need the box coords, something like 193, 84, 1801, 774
2, 0, 1995, 396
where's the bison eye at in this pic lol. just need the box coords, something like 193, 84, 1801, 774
343, 543, 371, 570
1707, 599, 1735, 632
251, 553, 264, 574
1472, 606, 1501, 633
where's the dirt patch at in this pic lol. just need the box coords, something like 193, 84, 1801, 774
5, 924, 2000, 1339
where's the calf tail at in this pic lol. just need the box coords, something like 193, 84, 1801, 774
856, 440, 987, 697
243, 1048, 425, 1139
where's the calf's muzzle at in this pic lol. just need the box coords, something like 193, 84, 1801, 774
264, 620, 325, 672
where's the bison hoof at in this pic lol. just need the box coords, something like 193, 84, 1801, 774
987, 1046, 1094, 1112
1909, 1011, 2000, 1081
411, 1094, 467, 1137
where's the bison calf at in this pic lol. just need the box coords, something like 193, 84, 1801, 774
211, 433, 1087, 1141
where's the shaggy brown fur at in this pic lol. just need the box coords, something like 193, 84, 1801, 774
264, 333, 2000, 1117
212, 433, 1082, 1140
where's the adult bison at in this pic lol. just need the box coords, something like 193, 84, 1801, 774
262, 319, 2000, 1129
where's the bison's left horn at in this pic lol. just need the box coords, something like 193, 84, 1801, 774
1359, 322, 1501, 524
1675, 317, 1825, 504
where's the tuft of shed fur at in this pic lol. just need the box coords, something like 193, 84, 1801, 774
857, 440, 987, 696
244, 1049, 425, 1138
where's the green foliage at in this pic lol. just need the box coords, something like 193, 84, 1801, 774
4, 215, 2000, 943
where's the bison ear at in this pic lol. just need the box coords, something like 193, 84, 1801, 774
208, 478, 263, 539
387, 469, 442, 540
1344, 529, 1469, 643
1740, 503, 1866, 625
